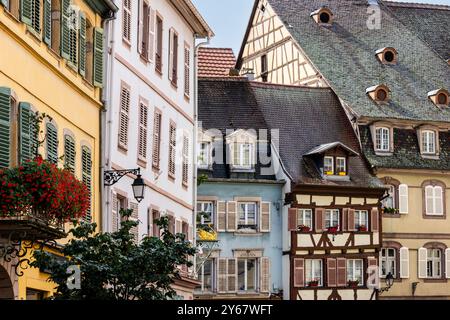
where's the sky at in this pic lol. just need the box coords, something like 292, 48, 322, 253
192, 0, 450, 56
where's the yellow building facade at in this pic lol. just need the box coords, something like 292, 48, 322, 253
0, 0, 116, 299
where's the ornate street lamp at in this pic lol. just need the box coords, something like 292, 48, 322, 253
104, 168, 145, 203
371, 272, 394, 300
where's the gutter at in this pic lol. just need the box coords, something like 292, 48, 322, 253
192, 34, 210, 277
100, 10, 116, 233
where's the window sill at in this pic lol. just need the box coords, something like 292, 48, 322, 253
2, 8, 20, 24
374, 151, 393, 156
233, 231, 263, 236
184, 93, 190, 102
383, 213, 402, 218
423, 214, 446, 220
323, 175, 350, 182
168, 173, 176, 182
423, 278, 448, 283
137, 158, 147, 169
230, 167, 255, 173
82, 78, 95, 90
25, 26, 42, 44
198, 166, 213, 171
117, 144, 128, 154
421, 153, 439, 160
122, 38, 131, 49
170, 81, 178, 90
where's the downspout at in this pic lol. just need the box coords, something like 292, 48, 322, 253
192, 34, 210, 277
101, 11, 116, 233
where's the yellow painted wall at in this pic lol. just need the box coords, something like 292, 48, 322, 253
0, 1, 103, 299
378, 169, 450, 299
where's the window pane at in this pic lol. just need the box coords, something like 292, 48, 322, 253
238, 260, 246, 291
324, 157, 333, 174
203, 260, 213, 291
247, 259, 256, 291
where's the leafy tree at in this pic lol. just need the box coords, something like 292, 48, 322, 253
31, 209, 196, 300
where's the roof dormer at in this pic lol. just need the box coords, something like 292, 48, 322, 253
310, 7, 334, 25
366, 84, 391, 104
428, 89, 449, 108
375, 47, 398, 65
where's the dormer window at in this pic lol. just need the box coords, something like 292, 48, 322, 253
198, 142, 211, 169
428, 89, 449, 108
376, 48, 398, 65
336, 157, 346, 176
323, 156, 347, 176
226, 129, 257, 172
311, 7, 334, 25
375, 127, 390, 152
421, 130, 436, 155
324, 156, 334, 175
366, 85, 390, 104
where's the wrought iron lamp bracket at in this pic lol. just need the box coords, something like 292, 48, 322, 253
104, 168, 141, 186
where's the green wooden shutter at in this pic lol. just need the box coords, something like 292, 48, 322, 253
18, 102, 33, 163
43, 0, 51, 45
0, 87, 11, 169
46, 122, 58, 164
20, 0, 33, 27
82, 146, 92, 221
79, 12, 86, 77
64, 134, 76, 173
93, 27, 104, 88
60, 0, 71, 60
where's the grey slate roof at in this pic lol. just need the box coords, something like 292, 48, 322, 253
360, 125, 450, 170
305, 142, 359, 156
198, 78, 383, 188
383, 1, 450, 61
262, 0, 450, 122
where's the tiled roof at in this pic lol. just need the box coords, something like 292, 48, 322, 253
198, 47, 237, 78
198, 78, 383, 188
257, 0, 450, 122
360, 125, 450, 170
382, 1, 450, 61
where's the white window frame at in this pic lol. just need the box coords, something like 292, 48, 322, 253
198, 141, 211, 169
347, 259, 364, 285
425, 185, 444, 216
305, 259, 323, 286
238, 202, 257, 227
375, 127, 390, 152
199, 258, 215, 292
197, 201, 214, 225
324, 156, 334, 175
380, 248, 396, 278
233, 142, 254, 169
325, 209, 340, 230
297, 209, 312, 228
421, 130, 436, 155
237, 258, 258, 292
336, 157, 346, 175
354, 210, 368, 229
426, 249, 442, 279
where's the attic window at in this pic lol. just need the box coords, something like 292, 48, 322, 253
366, 85, 390, 104
428, 89, 449, 108
376, 48, 398, 65
311, 7, 333, 25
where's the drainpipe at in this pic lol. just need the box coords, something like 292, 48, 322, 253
192, 35, 210, 277
101, 12, 116, 233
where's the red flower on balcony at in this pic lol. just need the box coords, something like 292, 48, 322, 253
0, 157, 89, 223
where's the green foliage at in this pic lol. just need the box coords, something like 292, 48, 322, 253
31, 209, 197, 300
197, 174, 208, 186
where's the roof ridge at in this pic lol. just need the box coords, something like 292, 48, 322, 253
382, 0, 450, 11
249, 81, 335, 91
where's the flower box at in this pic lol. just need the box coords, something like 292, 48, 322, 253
338, 172, 347, 176
382, 207, 399, 214
298, 225, 311, 232
348, 280, 360, 288
325, 171, 333, 176
327, 226, 339, 234
308, 280, 319, 287
358, 225, 367, 232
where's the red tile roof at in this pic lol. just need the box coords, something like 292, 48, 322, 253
198, 47, 237, 78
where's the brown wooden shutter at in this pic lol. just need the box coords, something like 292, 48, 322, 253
260, 202, 270, 232
138, 102, 148, 160
260, 257, 270, 293
155, 16, 163, 72
315, 208, 325, 232
152, 111, 161, 168
147, 208, 152, 237
336, 258, 347, 286
168, 123, 176, 176
111, 191, 119, 232
122, 0, 131, 42
367, 256, 378, 287
327, 258, 337, 287
217, 258, 227, 293
227, 258, 237, 293
119, 85, 130, 149
288, 208, 297, 231
293, 258, 305, 287
347, 208, 356, 231
217, 201, 226, 232
148, 6, 155, 63
342, 208, 349, 231
226, 201, 237, 232
184, 46, 190, 96
172, 33, 178, 85
182, 135, 189, 186
371, 208, 379, 232
137, 0, 143, 54
130, 202, 139, 243
168, 29, 174, 81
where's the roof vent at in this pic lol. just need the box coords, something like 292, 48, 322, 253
428, 89, 449, 108
366, 85, 391, 104
310, 7, 334, 25
375, 47, 398, 65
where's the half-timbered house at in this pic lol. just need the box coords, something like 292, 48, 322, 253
236, 0, 450, 299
